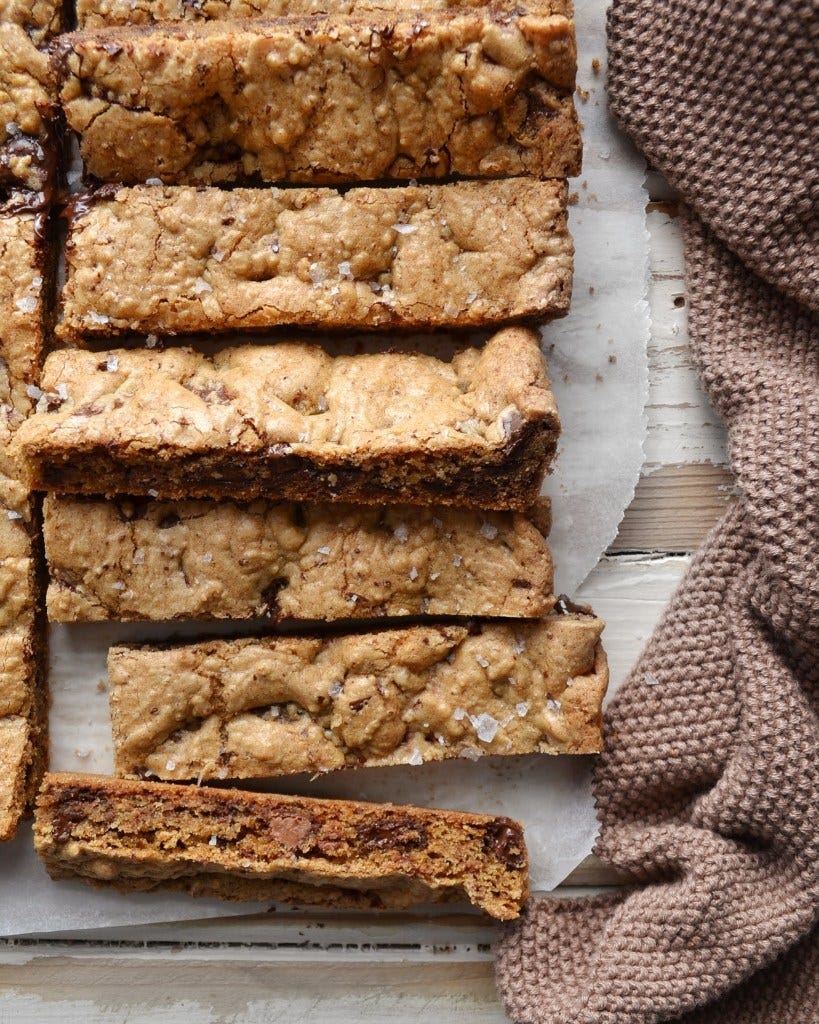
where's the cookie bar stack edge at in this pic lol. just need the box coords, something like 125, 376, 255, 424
0, 192, 52, 839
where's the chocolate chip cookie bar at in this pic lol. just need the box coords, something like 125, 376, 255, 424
42, 495, 554, 621
0, 0, 62, 193
108, 612, 607, 782
76, 0, 575, 29
0, 193, 48, 414
0, 448, 45, 841
56, 181, 572, 339
0, 190, 47, 840
57, 11, 579, 184
13, 329, 560, 509
35, 773, 529, 918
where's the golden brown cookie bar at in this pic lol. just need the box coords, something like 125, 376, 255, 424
0, 194, 48, 415
57, 12, 579, 185
0, 449, 45, 841
42, 495, 554, 621
0, 0, 63, 44
108, 613, 607, 782
57, 181, 572, 340
0, 0, 62, 193
35, 773, 529, 919
76, 0, 575, 29
13, 330, 560, 509
0, 193, 47, 840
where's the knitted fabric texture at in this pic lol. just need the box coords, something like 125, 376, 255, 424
495, 1, 818, 1022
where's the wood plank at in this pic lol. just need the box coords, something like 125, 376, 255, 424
0, 957, 508, 1023
610, 464, 736, 553
644, 208, 729, 473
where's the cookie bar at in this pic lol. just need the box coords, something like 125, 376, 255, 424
0, 193, 48, 415
108, 613, 607, 782
0, 444, 45, 841
0, 191, 47, 840
35, 773, 529, 919
0, 0, 63, 44
57, 181, 572, 339
0, 0, 62, 193
76, 0, 575, 29
13, 330, 560, 509
42, 494, 554, 621
57, 12, 579, 185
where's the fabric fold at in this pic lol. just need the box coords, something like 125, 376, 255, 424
495, 2, 818, 1018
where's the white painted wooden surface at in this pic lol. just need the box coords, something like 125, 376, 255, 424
0, 188, 735, 1021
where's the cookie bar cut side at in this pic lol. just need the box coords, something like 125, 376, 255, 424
13, 329, 560, 510
58, 12, 579, 184
108, 613, 607, 782
42, 495, 554, 622
0, 191, 48, 841
56, 181, 573, 339
0, 194, 49, 415
0, 0, 62, 193
34, 773, 529, 919
0, 468, 45, 841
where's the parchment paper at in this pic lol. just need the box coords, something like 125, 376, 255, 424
0, 0, 649, 936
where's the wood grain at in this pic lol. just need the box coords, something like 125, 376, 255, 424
0, 955, 509, 1023
611, 464, 736, 553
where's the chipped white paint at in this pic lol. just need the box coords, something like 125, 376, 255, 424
643, 210, 729, 472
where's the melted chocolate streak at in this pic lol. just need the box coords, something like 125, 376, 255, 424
1, 190, 50, 241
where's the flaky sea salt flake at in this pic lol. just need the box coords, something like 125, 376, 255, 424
308, 262, 327, 285
470, 713, 499, 743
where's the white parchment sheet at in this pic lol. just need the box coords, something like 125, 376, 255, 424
0, 0, 649, 936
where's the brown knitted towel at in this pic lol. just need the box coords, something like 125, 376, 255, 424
495, 1, 818, 1021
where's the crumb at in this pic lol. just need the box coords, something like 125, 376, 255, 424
608, 354, 617, 364
591, 57, 601, 73
568, 192, 579, 205
576, 86, 590, 103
